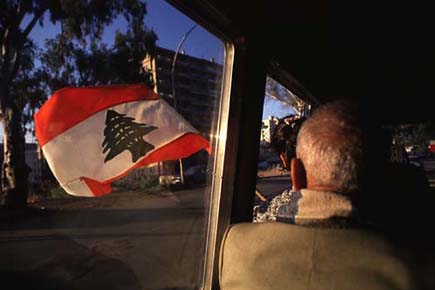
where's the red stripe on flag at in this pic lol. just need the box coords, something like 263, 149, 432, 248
81, 177, 112, 197
106, 132, 211, 184
35, 84, 159, 146
79, 133, 211, 196
138, 132, 212, 166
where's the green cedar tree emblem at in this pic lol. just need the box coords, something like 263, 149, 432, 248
102, 109, 158, 163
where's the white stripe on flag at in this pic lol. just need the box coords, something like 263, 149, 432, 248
42, 99, 197, 196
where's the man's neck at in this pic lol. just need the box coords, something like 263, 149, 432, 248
306, 182, 340, 193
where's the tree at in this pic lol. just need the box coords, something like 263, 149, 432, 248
37, 19, 157, 90
0, 0, 156, 207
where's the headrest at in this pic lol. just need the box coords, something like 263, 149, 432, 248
219, 222, 434, 290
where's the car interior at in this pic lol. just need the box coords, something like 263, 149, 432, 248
2, 1, 435, 289
169, 0, 435, 289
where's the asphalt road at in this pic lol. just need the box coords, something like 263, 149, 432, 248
256, 175, 291, 198
0, 176, 289, 290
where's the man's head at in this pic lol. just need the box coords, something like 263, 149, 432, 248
271, 115, 306, 169
291, 100, 364, 195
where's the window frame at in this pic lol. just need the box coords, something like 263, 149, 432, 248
165, 2, 318, 289
165, 2, 254, 289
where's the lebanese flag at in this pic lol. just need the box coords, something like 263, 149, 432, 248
34, 84, 211, 197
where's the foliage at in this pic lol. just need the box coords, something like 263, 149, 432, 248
38, 23, 157, 92
112, 173, 162, 193
31, 180, 69, 200
1, 0, 153, 103
1, 0, 157, 205
138, 175, 161, 193
10, 40, 47, 136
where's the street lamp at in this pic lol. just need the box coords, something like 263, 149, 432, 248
171, 24, 197, 108
171, 24, 198, 184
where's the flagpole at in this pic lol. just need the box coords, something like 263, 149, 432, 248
171, 24, 198, 185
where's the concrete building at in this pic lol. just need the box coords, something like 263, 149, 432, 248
142, 47, 223, 135
142, 47, 223, 178
260, 116, 279, 144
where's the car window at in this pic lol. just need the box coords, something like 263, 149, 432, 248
0, 2, 227, 290
390, 122, 435, 184
253, 76, 306, 222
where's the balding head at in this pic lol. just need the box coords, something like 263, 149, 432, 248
296, 100, 364, 195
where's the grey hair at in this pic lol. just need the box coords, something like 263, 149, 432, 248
296, 100, 363, 194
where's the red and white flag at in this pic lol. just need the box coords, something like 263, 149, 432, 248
34, 84, 211, 197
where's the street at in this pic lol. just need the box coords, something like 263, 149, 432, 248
256, 175, 291, 199
0, 176, 289, 290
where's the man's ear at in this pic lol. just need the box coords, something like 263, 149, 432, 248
291, 158, 307, 191
279, 153, 289, 170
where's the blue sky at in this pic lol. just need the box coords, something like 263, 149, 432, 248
262, 98, 296, 119
28, 0, 224, 64
2, 0, 289, 142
